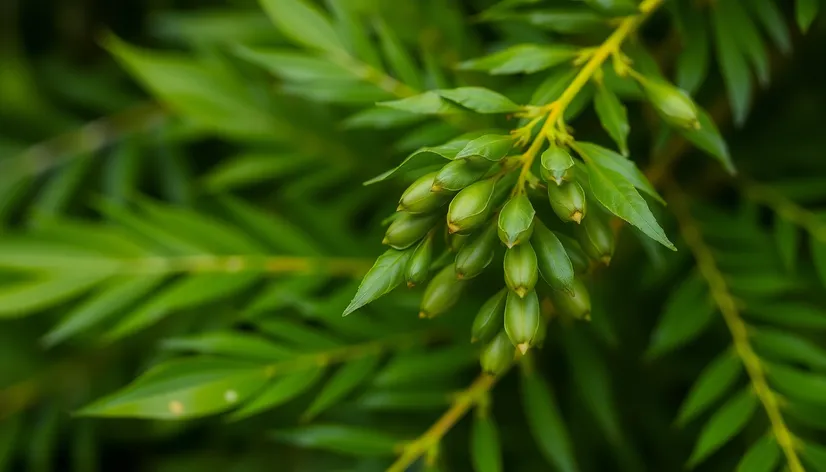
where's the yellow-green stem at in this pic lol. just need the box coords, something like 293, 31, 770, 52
668, 185, 805, 472
515, 0, 664, 191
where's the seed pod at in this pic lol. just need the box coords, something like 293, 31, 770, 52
398, 172, 450, 214
504, 244, 538, 298
384, 212, 438, 250
405, 236, 433, 287
447, 232, 470, 252
532, 221, 575, 294
419, 263, 467, 319
447, 178, 496, 234
497, 194, 535, 247
639, 78, 700, 130
555, 233, 591, 274
455, 223, 498, 280
433, 158, 489, 192
471, 288, 507, 344
583, 0, 639, 15
575, 214, 614, 265
504, 289, 541, 354
480, 330, 515, 376
540, 145, 575, 185
549, 278, 591, 320
548, 181, 587, 224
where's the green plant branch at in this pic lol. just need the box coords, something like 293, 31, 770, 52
514, 0, 664, 191
668, 184, 805, 472
387, 372, 498, 472
741, 179, 826, 244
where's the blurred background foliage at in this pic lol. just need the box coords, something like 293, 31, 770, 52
1, 0, 826, 471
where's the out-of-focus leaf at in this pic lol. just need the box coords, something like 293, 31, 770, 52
802, 442, 826, 471
439, 87, 521, 114
521, 372, 579, 472
373, 346, 475, 386
752, 328, 826, 369
0, 272, 115, 319
676, 350, 742, 426
229, 366, 325, 420
678, 107, 734, 173
744, 302, 826, 330
160, 331, 295, 361
471, 413, 502, 472
796, 0, 820, 33
676, 11, 709, 94
812, 239, 826, 287
458, 44, 577, 75
712, 8, 752, 126
342, 107, 424, 129
269, 425, 399, 456
379, 91, 460, 115
234, 47, 351, 81
647, 273, 716, 358
374, 18, 423, 90
737, 434, 781, 472
767, 363, 826, 404
79, 358, 269, 419
747, 0, 792, 54
201, 153, 312, 193
687, 388, 758, 467
258, 0, 344, 53
773, 217, 798, 272
303, 356, 381, 420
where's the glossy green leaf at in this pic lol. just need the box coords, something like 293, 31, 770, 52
797, 0, 820, 32
647, 273, 716, 358
79, 358, 269, 419
583, 153, 675, 250
521, 372, 579, 472
342, 248, 415, 315
303, 356, 381, 420
593, 84, 629, 156
737, 434, 781, 472
258, 0, 344, 52
439, 87, 521, 113
687, 388, 758, 467
456, 134, 515, 161
575, 142, 663, 204
229, 366, 325, 420
458, 44, 577, 75
676, 350, 742, 426
471, 413, 503, 472
270, 425, 399, 456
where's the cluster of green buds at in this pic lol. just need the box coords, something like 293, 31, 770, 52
383, 137, 619, 376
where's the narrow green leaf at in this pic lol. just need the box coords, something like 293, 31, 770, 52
747, 0, 792, 54
160, 331, 295, 361
256, 319, 341, 350
802, 442, 826, 472
356, 389, 450, 411
583, 154, 675, 250
374, 346, 476, 386
676, 350, 742, 426
79, 358, 269, 419
575, 142, 663, 204
647, 273, 716, 358
439, 87, 521, 114
270, 425, 399, 456
342, 248, 415, 315
234, 47, 351, 81
737, 434, 781, 472
797, 0, 820, 33
773, 217, 798, 272
303, 356, 381, 420
744, 302, 826, 330
752, 328, 826, 369
329, 2, 383, 70
458, 44, 577, 75
812, 239, 826, 287
471, 413, 503, 472
767, 363, 826, 404
687, 388, 758, 467
201, 152, 311, 193
593, 85, 630, 156
374, 18, 423, 90
42, 275, 166, 347
379, 91, 460, 115
229, 366, 325, 420
678, 107, 735, 174
676, 11, 709, 94
721, 0, 770, 86
258, 0, 344, 52
521, 372, 579, 472
712, 8, 752, 126
456, 134, 515, 161
343, 107, 424, 129
0, 272, 114, 318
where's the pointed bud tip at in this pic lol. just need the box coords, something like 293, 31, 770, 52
406, 281, 416, 288
517, 343, 530, 355
381, 237, 390, 245
470, 337, 478, 344
515, 287, 528, 298
447, 223, 460, 234
552, 177, 564, 186
396, 204, 405, 211
571, 211, 583, 224
418, 311, 428, 319
600, 255, 612, 266
456, 272, 465, 280
583, 311, 592, 321
430, 183, 443, 192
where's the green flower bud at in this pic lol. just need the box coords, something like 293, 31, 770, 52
504, 243, 538, 298
399, 172, 451, 214
540, 145, 575, 185
419, 263, 467, 319
447, 178, 496, 234
640, 78, 700, 130
433, 158, 490, 192
504, 289, 541, 354
471, 288, 507, 344
548, 181, 587, 224
575, 214, 614, 265
455, 223, 498, 280
555, 233, 591, 274
480, 330, 515, 376
532, 221, 575, 294
447, 232, 470, 253
383, 212, 438, 250
549, 278, 591, 320
405, 236, 433, 287
497, 194, 535, 248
